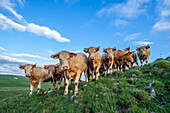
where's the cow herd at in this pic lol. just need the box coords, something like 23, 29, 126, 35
19, 45, 150, 96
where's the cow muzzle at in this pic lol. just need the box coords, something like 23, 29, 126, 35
89, 56, 95, 60
26, 73, 31, 77
62, 65, 69, 70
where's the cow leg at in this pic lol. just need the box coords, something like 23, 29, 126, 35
89, 69, 94, 81
57, 75, 63, 90
64, 71, 69, 95
47, 78, 56, 93
95, 63, 101, 80
119, 63, 123, 72
84, 69, 89, 82
109, 64, 113, 75
74, 72, 81, 95
29, 83, 34, 95
140, 59, 144, 66
135, 60, 139, 66
37, 79, 43, 94
52, 78, 56, 91
146, 58, 149, 65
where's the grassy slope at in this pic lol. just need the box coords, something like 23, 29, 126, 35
0, 58, 170, 113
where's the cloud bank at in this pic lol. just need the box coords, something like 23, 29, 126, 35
0, 0, 70, 42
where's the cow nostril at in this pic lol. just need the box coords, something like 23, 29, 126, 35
90, 56, 95, 60
26, 74, 30, 77
63, 66, 69, 70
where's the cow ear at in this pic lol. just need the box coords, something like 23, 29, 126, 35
69, 52, 77, 58
83, 48, 89, 53
44, 65, 48, 69
136, 47, 140, 51
128, 51, 134, 55
32, 63, 37, 68
113, 47, 116, 51
95, 46, 100, 52
103, 48, 106, 52
127, 46, 130, 51
55, 64, 60, 68
146, 45, 150, 49
51, 53, 59, 59
19, 65, 25, 70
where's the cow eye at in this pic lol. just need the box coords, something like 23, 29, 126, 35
68, 58, 71, 60
59, 58, 61, 61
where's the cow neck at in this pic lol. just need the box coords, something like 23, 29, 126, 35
31, 67, 36, 76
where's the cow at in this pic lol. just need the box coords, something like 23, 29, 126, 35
101, 48, 115, 76
51, 51, 88, 95
124, 47, 139, 66
113, 48, 135, 72
43, 64, 64, 92
19, 63, 55, 95
84, 46, 102, 81
136, 45, 150, 66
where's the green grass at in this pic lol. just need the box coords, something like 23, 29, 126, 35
0, 58, 170, 113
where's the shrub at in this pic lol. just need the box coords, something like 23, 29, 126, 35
153, 60, 170, 69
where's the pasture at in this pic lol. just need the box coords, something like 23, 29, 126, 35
0, 58, 170, 113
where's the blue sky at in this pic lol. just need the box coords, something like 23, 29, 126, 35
0, 0, 170, 75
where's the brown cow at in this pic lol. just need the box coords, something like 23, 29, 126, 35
113, 48, 134, 72
51, 51, 88, 95
19, 63, 54, 95
136, 45, 150, 66
121, 52, 135, 70
84, 46, 101, 81
101, 48, 115, 76
124, 47, 139, 66
43, 64, 64, 92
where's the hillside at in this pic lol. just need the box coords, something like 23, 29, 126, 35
0, 57, 170, 113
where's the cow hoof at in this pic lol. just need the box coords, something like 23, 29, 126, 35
29, 93, 32, 96
63, 92, 68, 95
47, 90, 53, 93
74, 90, 78, 95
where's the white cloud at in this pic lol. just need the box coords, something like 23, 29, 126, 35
16, 0, 26, 7
0, 14, 70, 42
112, 19, 128, 27
10, 53, 52, 60
64, 0, 79, 5
0, 47, 7, 51
0, 0, 70, 43
152, 0, 170, 33
0, 0, 27, 24
152, 20, 170, 32
0, 55, 34, 64
0, 13, 26, 31
27, 23, 70, 42
0, 63, 24, 75
97, 0, 149, 19
135, 41, 153, 45
158, 0, 170, 18
43, 49, 55, 55
124, 33, 141, 41
10, 53, 41, 58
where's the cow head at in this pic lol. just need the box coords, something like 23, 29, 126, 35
84, 46, 100, 61
19, 63, 36, 77
112, 47, 117, 52
44, 65, 56, 77
44, 64, 63, 77
51, 51, 77, 70
124, 46, 130, 51
136, 45, 150, 57
103, 48, 114, 60
127, 51, 135, 63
